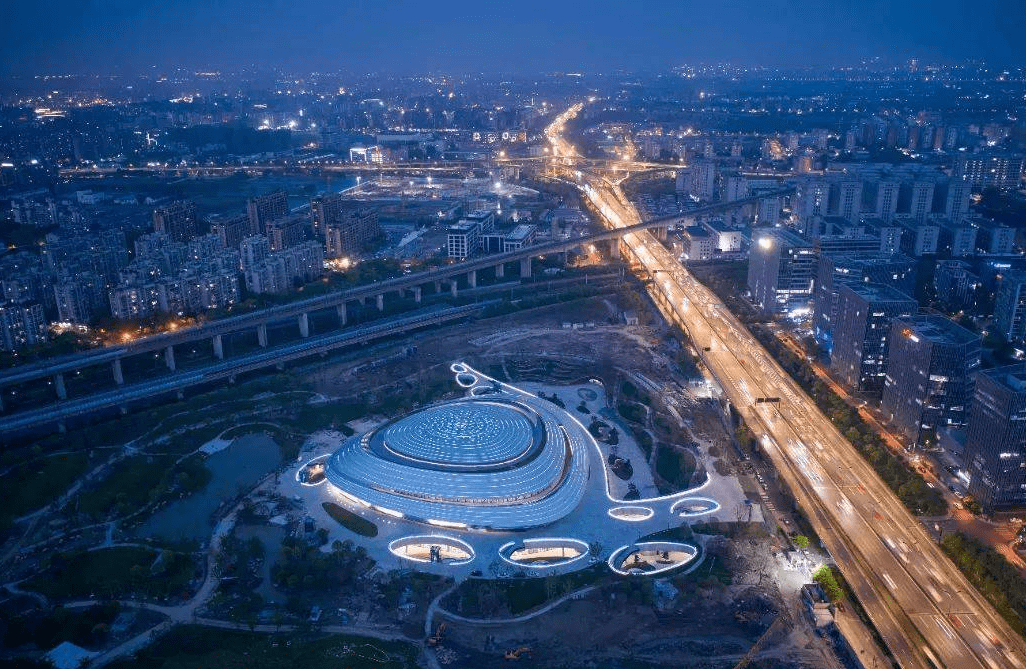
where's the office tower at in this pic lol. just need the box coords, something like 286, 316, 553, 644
994, 271, 1026, 342
813, 253, 917, 346
831, 283, 917, 393
965, 364, 1026, 512
933, 260, 980, 311
747, 229, 817, 315
882, 315, 981, 445
153, 200, 199, 243
816, 234, 882, 257
246, 190, 289, 235
447, 221, 481, 259
325, 209, 380, 259
875, 180, 900, 222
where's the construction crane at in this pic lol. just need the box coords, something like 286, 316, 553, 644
504, 646, 533, 660
732, 615, 786, 669
428, 622, 447, 647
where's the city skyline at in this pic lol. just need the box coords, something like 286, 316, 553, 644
2, 0, 1026, 79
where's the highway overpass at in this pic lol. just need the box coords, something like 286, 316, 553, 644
0, 303, 490, 437
0, 190, 785, 411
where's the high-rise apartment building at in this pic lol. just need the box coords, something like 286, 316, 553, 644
246, 190, 289, 235
324, 209, 380, 259
955, 154, 1024, 190
266, 215, 308, 252
909, 181, 935, 223
834, 180, 863, 223
153, 201, 199, 243
875, 180, 901, 222
210, 214, 250, 252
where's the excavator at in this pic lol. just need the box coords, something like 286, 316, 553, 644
504, 646, 533, 660
428, 622, 447, 647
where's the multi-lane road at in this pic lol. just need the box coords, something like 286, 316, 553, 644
547, 104, 1026, 669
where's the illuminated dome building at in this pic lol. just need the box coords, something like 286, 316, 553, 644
324, 383, 591, 531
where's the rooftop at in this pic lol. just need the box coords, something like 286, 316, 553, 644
894, 314, 980, 346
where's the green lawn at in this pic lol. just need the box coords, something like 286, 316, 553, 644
24, 547, 198, 601
0, 452, 91, 534
105, 625, 419, 669
76, 455, 176, 518
322, 502, 378, 538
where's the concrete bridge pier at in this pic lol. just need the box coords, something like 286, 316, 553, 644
495, 263, 505, 279
165, 345, 176, 371
54, 373, 67, 400
468, 269, 477, 289
655, 226, 668, 241
113, 358, 124, 385
520, 257, 532, 278
410, 286, 422, 303
434, 281, 442, 294
212, 334, 224, 360
449, 279, 458, 298
298, 312, 310, 338
257, 324, 268, 348
336, 303, 347, 326
376, 294, 384, 311
608, 238, 620, 259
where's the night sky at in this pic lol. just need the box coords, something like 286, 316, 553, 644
1, 0, 1024, 77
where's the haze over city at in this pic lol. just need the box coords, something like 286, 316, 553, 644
2, 2, 1026, 669
2, 0, 1025, 77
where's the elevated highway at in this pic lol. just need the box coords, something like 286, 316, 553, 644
0, 191, 784, 401
547, 103, 1026, 669
0, 304, 488, 436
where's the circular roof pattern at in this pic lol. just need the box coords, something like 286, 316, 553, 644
381, 401, 535, 468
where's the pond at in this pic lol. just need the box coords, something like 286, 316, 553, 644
138, 434, 282, 542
